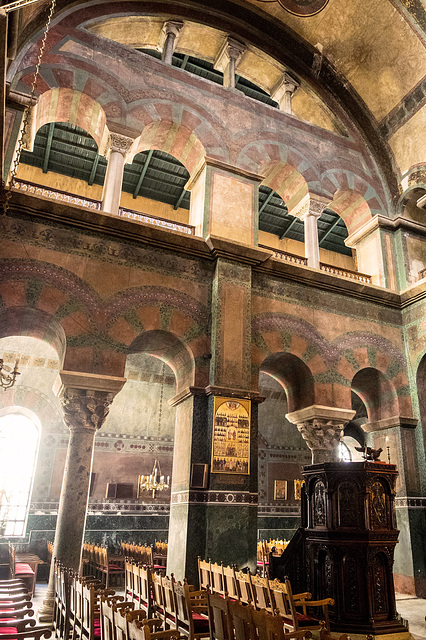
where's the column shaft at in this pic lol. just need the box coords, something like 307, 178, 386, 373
101, 150, 126, 215
304, 212, 321, 269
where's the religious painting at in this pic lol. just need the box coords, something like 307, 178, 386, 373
294, 478, 304, 500
274, 480, 287, 500
211, 397, 250, 474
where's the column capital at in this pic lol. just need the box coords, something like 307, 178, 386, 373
302, 196, 328, 220
158, 20, 184, 48
106, 132, 134, 158
214, 36, 246, 72
271, 72, 300, 111
287, 404, 355, 463
61, 387, 113, 432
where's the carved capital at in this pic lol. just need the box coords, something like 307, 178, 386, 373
302, 197, 327, 219
214, 37, 246, 72
107, 133, 134, 157
297, 420, 343, 453
62, 388, 114, 432
271, 72, 300, 101
158, 20, 184, 49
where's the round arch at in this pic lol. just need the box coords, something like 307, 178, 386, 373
128, 329, 195, 395
352, 367, 399, 423
33, 89, 109, 152
260, 352, 315, 413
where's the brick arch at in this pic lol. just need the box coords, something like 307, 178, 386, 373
0, 307, 66, 363
251, 312, 344, 407
35, 88, 109, 151
260, 352, 315, 413
128, 330, 195, 394
130, 120, 207, 175
321, 169, 387, 236
105, 287, 210, 389
237, 141, 320, 215
333, 333, 412, 419
352, 368, 399, 423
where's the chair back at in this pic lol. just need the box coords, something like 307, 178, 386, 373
151, 571, 165, 619
198, 558, 211, 591
235, 572, 253, 605
206, 591, 233, 640
100, 595, 118, 640
210, 563, 224, 596
173, 580, 194, 635
222, 565, 240, 601
250, 608, 285, 640
227, 599, 256, 640
250, 575, 274, 613
162, 575, 177, 629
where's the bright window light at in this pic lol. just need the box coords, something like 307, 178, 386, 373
339, 441, 352, 462
0, 413, 40, 537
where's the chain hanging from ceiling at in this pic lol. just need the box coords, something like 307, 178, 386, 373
2, 0, 56, 216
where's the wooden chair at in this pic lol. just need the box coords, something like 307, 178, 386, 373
127, 619, 178, 640
206, 592, 233, 640
97, 548, 125, 588
173, 579, 209, 640
249, 574, 274, 614
198, 559, 211, 592
8, 546, 36, 596
234, 572, 253, 605
209, 564, 224, 597
0, 617, 52, 640
135, 565, 154, 618
53, 562, 69, 640
269, 577, 333, 636
226, 598, 256, 640
222, 566, 240, 601
250, 608, 311, 640
125, 561, 136, 604
151, 572, 165, 622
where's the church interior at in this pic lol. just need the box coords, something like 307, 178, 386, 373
0, 0, 425, 638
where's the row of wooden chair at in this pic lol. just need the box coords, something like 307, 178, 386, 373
198, 559, 334, 639
120, 543, 167, 569
82, 544, 125, 587
0, 577, 51, 640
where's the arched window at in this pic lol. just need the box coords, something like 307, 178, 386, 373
0, 411, 40, 537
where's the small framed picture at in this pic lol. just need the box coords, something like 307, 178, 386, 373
274, 480, 287, 500
294, 479, 304, 500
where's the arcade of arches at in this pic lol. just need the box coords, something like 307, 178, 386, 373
0, 0, 425, 618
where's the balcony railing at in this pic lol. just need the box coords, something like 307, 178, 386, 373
14, 179, 102, 210
13, 180, 195, 235
118, 207, 195, 235
260, 244, 372, 284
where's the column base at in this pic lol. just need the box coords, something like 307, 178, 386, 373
37, 596, 54, 624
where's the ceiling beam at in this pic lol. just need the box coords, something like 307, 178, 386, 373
319, 215, 343, 246
88, 154, 100, 186
279, 215, 301, 240
258, 190, 274, 214
174, 186, 187, 210
42, 122, 55, 174
133, 149, 153, 199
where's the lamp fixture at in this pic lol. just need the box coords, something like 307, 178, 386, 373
0, 360, 20, 390
138, 458, 170, 498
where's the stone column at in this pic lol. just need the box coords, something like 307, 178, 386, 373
214, 37, 246, 89
101, 133, 133, 215
159, 20, 183, 64
271, 73, 299, 115
301, 199, 325, 269
287, 405, 355, 464
38, 371, 125, 623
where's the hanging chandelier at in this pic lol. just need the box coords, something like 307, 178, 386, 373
138, 362, 170, 498
138, 459, 170, 499
0, 360, 20, 390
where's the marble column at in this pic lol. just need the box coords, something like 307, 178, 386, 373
159, 20, 183, 64
214, 37, 246, 89
101, 133, 133, 215
38, 371, 125, 623
271, 72, 299, 115
287, 405, 355, 464
302, 199, 325, 269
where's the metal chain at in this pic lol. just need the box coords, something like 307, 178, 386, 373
3, 0, 46, 14
157, 361, 166, 437
2, 0, 56, 215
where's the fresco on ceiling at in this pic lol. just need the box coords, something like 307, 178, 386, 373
256, 0, 329, 17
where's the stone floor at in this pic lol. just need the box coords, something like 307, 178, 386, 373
31, 583, 425, 639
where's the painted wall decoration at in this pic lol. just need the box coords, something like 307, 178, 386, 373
211, 398, 250, 474
274, 480, 288, 500
255, 0, 329, 18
